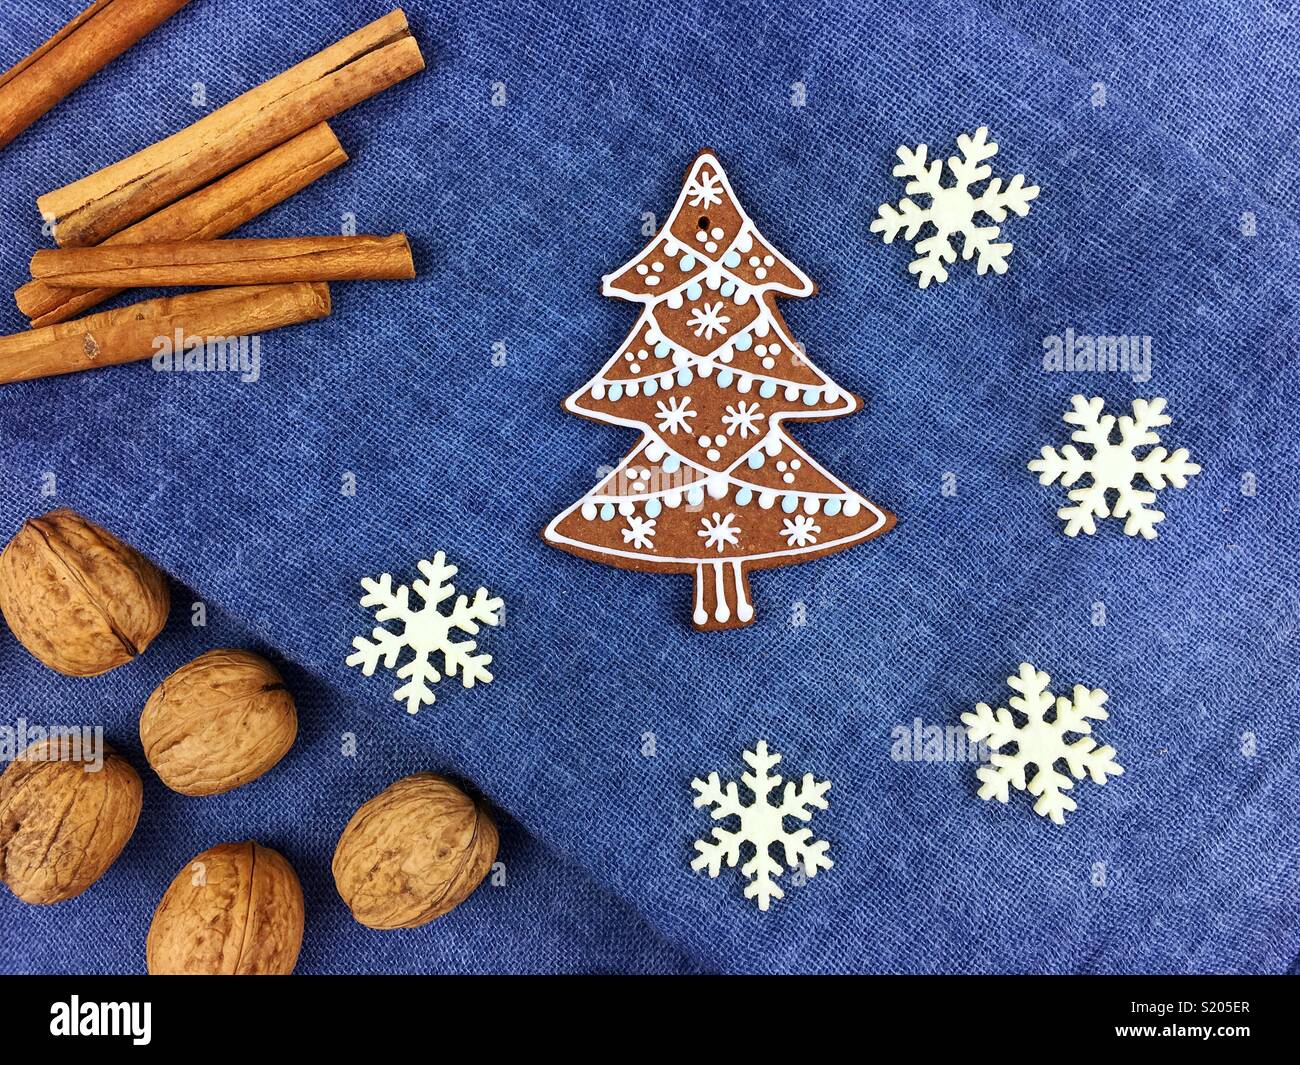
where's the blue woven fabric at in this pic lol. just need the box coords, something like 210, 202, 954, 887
1, 0, 1297, 974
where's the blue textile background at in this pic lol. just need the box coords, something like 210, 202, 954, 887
1, 0, 1297, 974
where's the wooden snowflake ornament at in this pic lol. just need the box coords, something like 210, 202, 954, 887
961, 664, 1123, 824
871, 126, 1039, 287
1029, 396, 1201, 538
691, 741, 832, 910
543, 150, 894, 630
346, 553, 503, 714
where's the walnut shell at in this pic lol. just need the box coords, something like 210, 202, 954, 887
140, 649, 297, 796
146, 841, 304, 975
332, 773, 498, 929
0, 508, 169, 677
0, 739, 143, 904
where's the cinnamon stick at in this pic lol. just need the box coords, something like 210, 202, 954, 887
32, 235, 415, 288
38, 10, 424, 247
0, 0, 190, 151
0, 283, 330, 386
16, 123, 348, 326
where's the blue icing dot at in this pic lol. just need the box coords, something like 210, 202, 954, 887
735, 487, 752, 506
607, 383, 623, 401
686, 282, 702, 301
722, 250, 741, 268
679, 253, 696, 271
720, 281, 736, 297
600, 503, 616, 520
734, 332, 753, 351
759, 381, 777, 398
803, 388, 820, 406
643, 379, 658, 397
686, 487, 704, 506
676, 368, 693, 386
747, 451, 765, 469
782, 494, 799, 513
663, 455, 681, 473
645, 498, 662, 517
655, 341, 671, 357
824, 497, 842, 516
716, 369, 734, 388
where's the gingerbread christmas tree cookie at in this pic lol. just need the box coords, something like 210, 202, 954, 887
544, 151, 894, 630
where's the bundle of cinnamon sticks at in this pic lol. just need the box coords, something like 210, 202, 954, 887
0, 9, 425, 387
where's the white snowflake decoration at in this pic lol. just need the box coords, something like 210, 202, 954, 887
780, 514, 820, 547
961, 663, 1123, 825
685, 169, 724, 208
687, 300, 731, 340
621, 515, 656, 550
871, 126, 1039, 287
691, 741, 832, 910
1029, 395, 1201, 539
346, 552, 503, 714
722, 400, 764, 439
697, 511, 740, 552
654, 395, 696, 435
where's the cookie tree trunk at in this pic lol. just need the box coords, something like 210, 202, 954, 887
693, 560, 753, 631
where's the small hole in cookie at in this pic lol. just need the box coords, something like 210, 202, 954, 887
697, 216, 710, 230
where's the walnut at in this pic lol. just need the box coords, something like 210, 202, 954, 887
332, 773, 498, 929
146, 841, 304, 975
140, 649, 297, 796
0, 739, 143, 904
0, 508, 169, 676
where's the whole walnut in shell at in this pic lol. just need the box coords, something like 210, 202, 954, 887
140, 649, 296, 796
147, 841, 304, 975
332, 773, 498, 929
0, 739, 142, 904
0, 508, 169, 677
